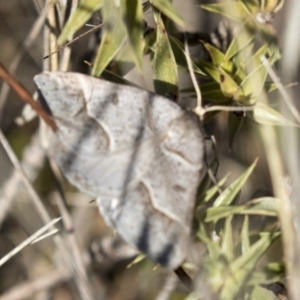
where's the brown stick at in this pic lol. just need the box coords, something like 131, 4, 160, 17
174, 266, 193, 291
0, 62, 57, 131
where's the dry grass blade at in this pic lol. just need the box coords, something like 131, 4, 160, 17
0, 132, 45, 228
0, 217, 62, 267
204, 105, 255, 113
48, 157, 90, 280
183, 33, 204, 119
30, 229, 59, 244
281, 1, 300, 79
0, 129, 94, 300
44, 23, 104, 60
58, 0, 78, 71
261, 55, 300, 124
0, 129, 56, 225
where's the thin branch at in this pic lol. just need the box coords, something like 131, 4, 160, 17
0, 130, 55, 225
0, 131, 45, 228
183, 33, 204, 119
0, 62, 57, 131
204, 105, 255, 114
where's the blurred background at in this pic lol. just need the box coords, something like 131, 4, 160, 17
0, 0, 299, 299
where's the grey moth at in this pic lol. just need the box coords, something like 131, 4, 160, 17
34, 72, 204, 269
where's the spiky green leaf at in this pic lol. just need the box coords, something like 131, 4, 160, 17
213, 159, 258, 207
152, 10, 178, 98
249, 103, 299, 127
150, 0, 185, 27
201, 2, 247, 22
121, 0, 144, 71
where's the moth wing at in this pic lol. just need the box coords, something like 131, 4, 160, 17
34, 72, 204, 269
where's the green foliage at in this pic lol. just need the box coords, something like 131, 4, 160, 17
193, 157, 283, 299
152, 9, 178, 97
121, 0, 144, 71
213, 159, 258, 208
57, 0, 291, 298
92, 1, 127, 76
150, 0, 185, 27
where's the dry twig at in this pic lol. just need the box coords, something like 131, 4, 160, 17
0, 62, 57, 131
